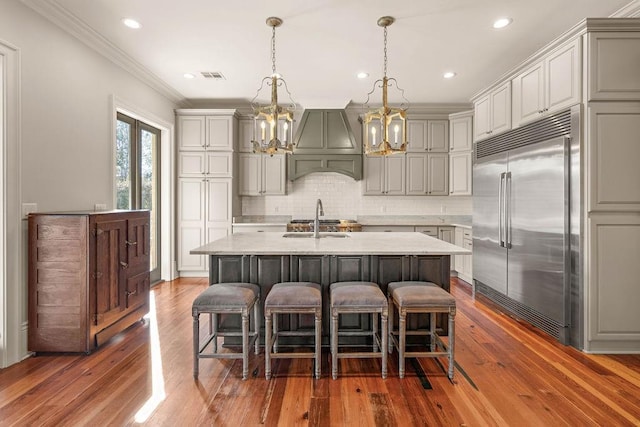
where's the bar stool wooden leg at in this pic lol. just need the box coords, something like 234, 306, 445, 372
242, 310, 249, 380
265, 312, 272, 380
331, 308, 338, 380
399, 307, 407, 379
193, 314, 200, 379
381, 308, 388, 379
273, 313, 279, 354
388, 296, 394, 354
315, 310, 322, 379
254, 300, 260, 355
449, 306, 456, 380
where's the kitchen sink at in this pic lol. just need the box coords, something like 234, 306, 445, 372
282, 233, 349, 238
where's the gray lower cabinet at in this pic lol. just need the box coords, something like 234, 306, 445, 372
207, 254, 450, 345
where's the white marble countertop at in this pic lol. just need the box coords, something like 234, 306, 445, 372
191, 232, 471, 256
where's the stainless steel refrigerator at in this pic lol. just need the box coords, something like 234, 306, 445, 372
473, 107, 581, 345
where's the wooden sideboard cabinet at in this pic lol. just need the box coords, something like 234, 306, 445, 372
28, 210, 150, 353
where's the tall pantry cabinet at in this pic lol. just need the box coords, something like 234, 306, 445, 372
176, 109, 240, 276
28, 210, 150, 353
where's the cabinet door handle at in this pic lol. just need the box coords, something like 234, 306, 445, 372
126, 290, 137, 296
126, 240, 137, 246
120, 261, 129, 269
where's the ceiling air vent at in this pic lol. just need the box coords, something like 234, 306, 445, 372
200, 71, 226, 80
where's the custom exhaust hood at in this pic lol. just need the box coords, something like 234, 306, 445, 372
288, 109, 362, 181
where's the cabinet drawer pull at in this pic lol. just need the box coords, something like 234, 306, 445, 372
126, 240, 138, 246
120, 261, 129, 269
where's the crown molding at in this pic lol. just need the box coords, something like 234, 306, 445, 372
470, 17, 640, 102
610, 0, 640, 17
21, 0, 189, 107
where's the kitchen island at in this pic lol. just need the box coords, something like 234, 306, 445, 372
191, 232, 470, 343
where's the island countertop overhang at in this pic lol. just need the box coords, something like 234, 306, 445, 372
191, 232, 471, 256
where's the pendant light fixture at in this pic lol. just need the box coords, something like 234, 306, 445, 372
363, 16, 409, 156
250, 17, 296, 155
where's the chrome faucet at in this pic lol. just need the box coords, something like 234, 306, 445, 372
314, 199, 324, 239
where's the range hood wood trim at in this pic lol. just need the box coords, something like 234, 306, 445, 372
289, 109, 362, 180
288, 154, 362, 181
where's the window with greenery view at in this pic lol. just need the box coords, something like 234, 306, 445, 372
116, 112, 161, 282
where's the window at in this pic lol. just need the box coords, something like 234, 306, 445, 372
116, 112, 161, 283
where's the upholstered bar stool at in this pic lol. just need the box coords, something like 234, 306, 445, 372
330, 281, 388, 379
192, 283, 260, 380
264, 282, 322, 380
387, 281, 456, 379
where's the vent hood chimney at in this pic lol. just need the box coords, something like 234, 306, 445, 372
288, 109, 362, 181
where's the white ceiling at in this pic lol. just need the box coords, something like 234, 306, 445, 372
36, 0, 633, 107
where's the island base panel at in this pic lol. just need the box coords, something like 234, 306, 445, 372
209, 254, 450, 345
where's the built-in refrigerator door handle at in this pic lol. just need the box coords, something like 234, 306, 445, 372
499, 172, 506, 247
505, 171, 512, 249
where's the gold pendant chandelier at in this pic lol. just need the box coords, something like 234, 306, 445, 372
250, 17, 296, 156
363, 16, 409, 156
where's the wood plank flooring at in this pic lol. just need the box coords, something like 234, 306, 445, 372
1, 277, 639, 426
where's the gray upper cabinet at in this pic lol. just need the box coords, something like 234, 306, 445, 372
407, 119, 449, 152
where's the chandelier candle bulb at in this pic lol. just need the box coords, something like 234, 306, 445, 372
371, 127, 377, 146
283, 122, 288, 142
261, 121, 266, 142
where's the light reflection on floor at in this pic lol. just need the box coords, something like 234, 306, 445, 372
134, 290, 166, 423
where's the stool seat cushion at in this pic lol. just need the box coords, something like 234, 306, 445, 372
388, 281, 437, 295
331, 282, 386, 308
392, 285, 455, 308
193, 283, 259, 310
265, 282, 321, 308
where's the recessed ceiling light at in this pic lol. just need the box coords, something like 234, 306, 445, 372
357, 72, 369, 79
122, 18, 142, 29
183, 73, 195, 79
493, 17, 512, 29
443, 71, 457, 79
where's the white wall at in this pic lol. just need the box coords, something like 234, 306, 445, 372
2, 1, 178, 211
241, 172, 472, 218
0, 0, 180, 366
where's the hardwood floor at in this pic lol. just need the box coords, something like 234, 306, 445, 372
1, 277, 639, 426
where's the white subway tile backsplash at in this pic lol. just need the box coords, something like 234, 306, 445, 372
241, 172, 472, 218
